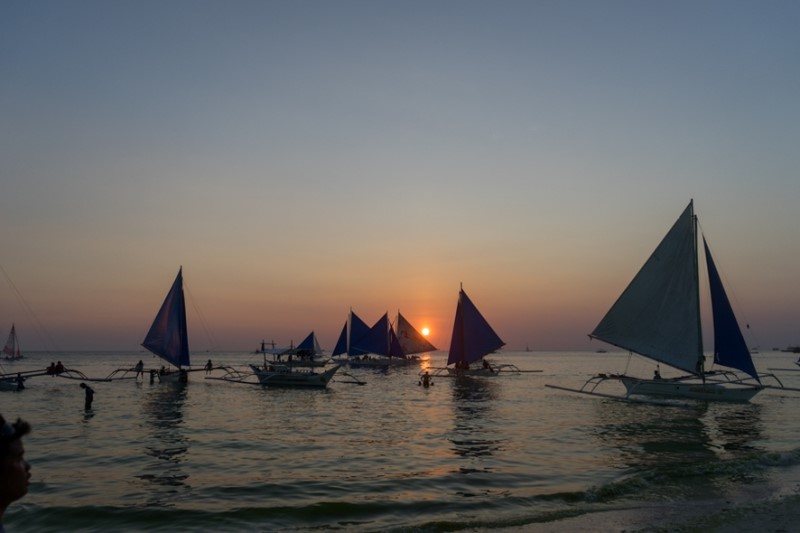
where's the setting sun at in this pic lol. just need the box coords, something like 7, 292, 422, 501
421, 327, 430, 336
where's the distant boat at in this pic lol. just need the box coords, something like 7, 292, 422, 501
549, 200, 763, 402
248, 361, 341, 388
142, 268, 190, 384
443, 285, 518, 376
275, 331, 330, 368
347, 313, 407, 369
331, 310, 371, 359
2, 324, 23, 360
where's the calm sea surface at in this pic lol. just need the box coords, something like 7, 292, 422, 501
3, 350, 800, 532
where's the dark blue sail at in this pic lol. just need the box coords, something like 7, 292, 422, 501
704, 238, 759, 382
332, 311, 371, 357
295, 331, 321, 355
332, 322, 348, 356
447, 288, 505, 366
348, 311, 370, 356
351, 313, 406, 358
142, 268, 190, 368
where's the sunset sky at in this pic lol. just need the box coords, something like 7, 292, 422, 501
1, 1, 798, 354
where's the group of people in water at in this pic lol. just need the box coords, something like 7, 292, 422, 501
45, 361, 65, 375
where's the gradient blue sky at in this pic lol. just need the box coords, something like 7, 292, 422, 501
1, 1, 798, 353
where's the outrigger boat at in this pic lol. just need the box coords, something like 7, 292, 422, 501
430, 285, 530, 378
270, 331, 330, 368
548, 200, 779, 403
347, 313, 408, 369
248, 361, 342, 388
331, 309, 371, 363
140, 267, 191, 384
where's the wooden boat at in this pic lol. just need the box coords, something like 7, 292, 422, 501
141, 268, 191, 384
331, 310, 371, 361
435, 285, 523, 377
547, 200, 764, 402
247, 362, 341, 388
347, 313, 407, 369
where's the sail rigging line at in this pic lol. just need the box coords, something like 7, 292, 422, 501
0, 263, 61, 353
182, 277, 222, 355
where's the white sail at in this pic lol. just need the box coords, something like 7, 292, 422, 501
590, 202, 703, 375
396, 312, 437, 355
2, 324, 21, 359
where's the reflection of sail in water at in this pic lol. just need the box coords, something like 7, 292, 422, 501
448, 377, 501, 459
137, 384, 190, 504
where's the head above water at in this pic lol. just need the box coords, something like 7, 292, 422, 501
0, 413, 32, 521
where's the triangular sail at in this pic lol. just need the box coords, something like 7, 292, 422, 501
351, 313, 406, 358
332, 323, 348, 356
347, 311, 370, 356
2, 325, 19, 357
389, 326, 405, 358
296, 331, 322, 355
332, 311, 371, 357
396, 312, 437, 354
447, 288, 505, 366
704, 238, 760, 382
590, 202, 703, 374
142, 268, 190, 368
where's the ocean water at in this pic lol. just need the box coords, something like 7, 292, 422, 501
3, 350, 800, 532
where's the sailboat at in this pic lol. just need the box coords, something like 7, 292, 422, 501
249, 330, 341, 387
396, 311, 437, 364
2, 324, 23, 360
248, 359, 341, 388
276, 331, 330, 368
347, 313, 407, 369
444, 285, 508, 376
549, 200, 763, 402
331, 310, 371, 361
142, 268, 190, 384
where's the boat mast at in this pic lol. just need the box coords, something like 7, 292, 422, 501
692, 203, 705, 381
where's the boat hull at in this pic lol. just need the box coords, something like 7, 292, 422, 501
250, 364, 340, 388
620, 377, 761, 402
158, 369, 188, 384
446, 367, 500, 377
348, 357, 418, 369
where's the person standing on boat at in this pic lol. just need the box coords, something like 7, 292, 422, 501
0, 413, 32, 532
653, 365, 662, 380
80, 383, 94, 410
134, 360, 144, 380
204, 359, 213, 374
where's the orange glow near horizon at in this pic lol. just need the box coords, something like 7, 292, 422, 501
421, 327, 430, 337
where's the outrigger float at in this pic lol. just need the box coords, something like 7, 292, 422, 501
546, 369, 794, 405
1, 365, 110, 391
